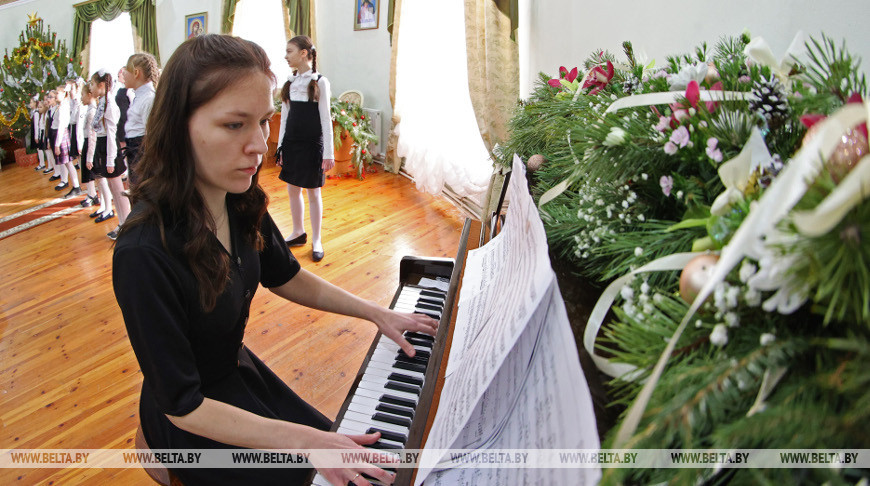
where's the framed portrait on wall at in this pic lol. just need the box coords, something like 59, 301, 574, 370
354, 0, 378, 31
185, 12, 207, 39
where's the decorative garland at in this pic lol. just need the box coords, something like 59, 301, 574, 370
0, 102, 31, 128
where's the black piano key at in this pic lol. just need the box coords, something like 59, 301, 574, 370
405, 337, 434, 348
404, 332, 435, 343
395, 354, 429, 367
367, 440, 403, 450
385, 380, 421, 395
420, 289, 446, 299
415, 302, 442, 312
377, 403, 415, 419
415, 310, 441, 320
394, 360, 428, 374
381, 394, 417, 409
399, 348, 430, 360
417, 297, 444, 307
367, 428, 407, 444
373, 412, 412, 428
388, 372, 423, 387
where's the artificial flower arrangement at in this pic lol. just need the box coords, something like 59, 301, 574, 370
501, 31, 869, 485
330, 98, 378, 179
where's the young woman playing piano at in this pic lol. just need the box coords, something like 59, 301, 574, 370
112, 34, 437, 486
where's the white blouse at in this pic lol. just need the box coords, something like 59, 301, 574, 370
88, 95, 120, 167
277, 69, 334, 158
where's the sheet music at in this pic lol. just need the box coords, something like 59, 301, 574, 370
414, 156, 600, 485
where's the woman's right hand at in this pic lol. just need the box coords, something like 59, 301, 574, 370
308, 430, 397, 486
86, 161, 93, 170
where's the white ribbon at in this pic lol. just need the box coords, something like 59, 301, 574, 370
792, 155, 870, 236
582, 252, 702, 381
744, 32, 807, 85
611, 101, 870, 448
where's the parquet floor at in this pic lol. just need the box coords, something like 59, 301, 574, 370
0, 159, 465, 485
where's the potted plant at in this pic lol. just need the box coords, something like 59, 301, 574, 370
330, 99, 378, 179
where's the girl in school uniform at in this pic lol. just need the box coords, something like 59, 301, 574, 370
29, 97, 45, 171
45, 90, 58, 179
122, 53, 159, 186
277, 35, 335, 262
51, 84, 83, 198
67, 80, 81, 169
35, 99, 50, 173
87, 70, 129, 239
78, 84, 100, 208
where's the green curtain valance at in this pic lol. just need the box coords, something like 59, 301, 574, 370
494, 0, 518, 41
222, 0, 239, 34
73, 0, 160, 67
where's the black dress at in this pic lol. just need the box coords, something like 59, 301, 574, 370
279, 76, 326, 189
113, 200, 331, 485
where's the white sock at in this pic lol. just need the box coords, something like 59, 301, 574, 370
86, 181, 97, 198
37, 150, 45, 166
58, 164, 68, 184
308, 187, 323, 251
287, 184, 305, 239
66, 162, 80, 188
97, 178, 112, 213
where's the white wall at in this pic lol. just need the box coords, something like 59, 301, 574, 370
525, 0, 870, 98
155, 0, 222, 63
314, 0, 393, 148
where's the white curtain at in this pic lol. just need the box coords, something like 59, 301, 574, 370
394, 0, 492, 198
232, 0, 291, 84
89, 13, 135, 76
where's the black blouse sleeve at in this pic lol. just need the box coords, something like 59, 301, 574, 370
258, 211, 301, 288
113, 243, 204, 416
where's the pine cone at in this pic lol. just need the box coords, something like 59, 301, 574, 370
749, 75, 790, 129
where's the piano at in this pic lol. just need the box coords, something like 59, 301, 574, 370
310, 218, 486, 486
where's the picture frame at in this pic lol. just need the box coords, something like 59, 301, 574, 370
185, 12, 207, 39
354, 0, 378, 31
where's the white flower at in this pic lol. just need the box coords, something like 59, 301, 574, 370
634, 247, 643, 257
620, 285, 635, 302
641, 173, 649, 180
676, 190, 684, 199
603, 127, 627, 146
640, 281, 650, 294
638, 214, 646, 222
725, 312, 740, 328
739, 261, 758, 283
744, 288, 762, 307
695, 319, 703, 328
760, 333, 776, 346
710, 324, 729, 347
668, 62, 709, 90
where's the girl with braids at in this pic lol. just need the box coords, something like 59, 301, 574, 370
51, 83, 83, 197
87, 70, 130, 239
276, 35, 334, 262
122, 53, 159, 186
113, 34, 435, 486
78, 84, 100, 208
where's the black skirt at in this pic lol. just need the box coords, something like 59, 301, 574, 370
80, 139, 95, 184
93, 136, 127, 178
69, 124, 79, 158
278, 100, 325, 189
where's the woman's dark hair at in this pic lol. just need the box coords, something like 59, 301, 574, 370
281, 35, 319, 103
121, 34, 276, 312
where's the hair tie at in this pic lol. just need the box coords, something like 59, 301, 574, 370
310, 45, 316, 52
96, 68, 107, 76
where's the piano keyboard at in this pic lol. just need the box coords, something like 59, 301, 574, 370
311, 284, 449, 486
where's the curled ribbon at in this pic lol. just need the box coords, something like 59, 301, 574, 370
744, 32, 807, 86
710, 127, 772, 216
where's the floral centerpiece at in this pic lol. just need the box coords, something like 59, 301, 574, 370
330, 99, 378, 179
501, 31, 869, 485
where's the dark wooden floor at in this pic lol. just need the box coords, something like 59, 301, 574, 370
0, 159, 465, 485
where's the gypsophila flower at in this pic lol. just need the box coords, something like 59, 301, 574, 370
710, 324, 729, 347
653, 293, 664, 304
603, 126, 627, 146
725, 312, 740, 328
641, 173, 649, 180
634, 247, 643, 257
620, 285, 635, 301
760, 333, 776, 346
744, 288, 761, 307
739, 261, 758, 283
641, 282, 650, 294
643, 303, 654, 314
676, 190, 684, 199
695, 319, 703, 328
638, 214, 645, 221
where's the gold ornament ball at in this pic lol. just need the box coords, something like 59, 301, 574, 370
679, 254, 720, 303
827, 128, 868, 183
527, 154, 547, 172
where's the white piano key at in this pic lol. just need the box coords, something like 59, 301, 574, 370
344, 410, 408, 435
356, 378, 420, 402
311, 473, 331, 486
336, 423, 405, 448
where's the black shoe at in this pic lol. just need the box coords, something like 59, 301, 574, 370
63, 187, 82, 199
285, 233, 307, 247
107, 228, 119, 240
312, 249, 324, 262
89, 210, 101, 218
35, 165, 45, 171
43, 168, 53, 174
95, 211, 115, 223
55, 182, 69, 191
80, 196, 94, 207
74, 164, 80, 170
49, 175, 61, 181
92, 196, 100, 206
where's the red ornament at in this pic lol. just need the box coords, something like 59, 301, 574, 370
352, 122, 357, 127
361, 115, 366, 120
361, 149, 366, 154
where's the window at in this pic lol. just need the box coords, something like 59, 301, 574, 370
232, 0, 290, 84
89, 13, 135, 79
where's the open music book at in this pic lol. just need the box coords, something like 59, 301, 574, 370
415, 156, 601, 485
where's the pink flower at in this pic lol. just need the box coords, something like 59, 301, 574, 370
660, 175, 674, 196
738, 75, 751, 83
664, 142, 678, 155
583, 61, 615, 95
706, 137, 723, 162
654, 116, 670, 132
669, 126, 690, 148
548, 66, 579, 88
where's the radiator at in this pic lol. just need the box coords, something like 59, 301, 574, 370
362, 108, 384, 157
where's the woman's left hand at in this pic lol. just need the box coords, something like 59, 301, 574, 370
375, 309, 439, 358
322, 158, 335, 172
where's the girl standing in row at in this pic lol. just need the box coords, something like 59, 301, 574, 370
277, 35, 334, 262
78, 84, 100, 208
87, 70, 128, 237
122, 53, 159, 186
51, 84, 82, 198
